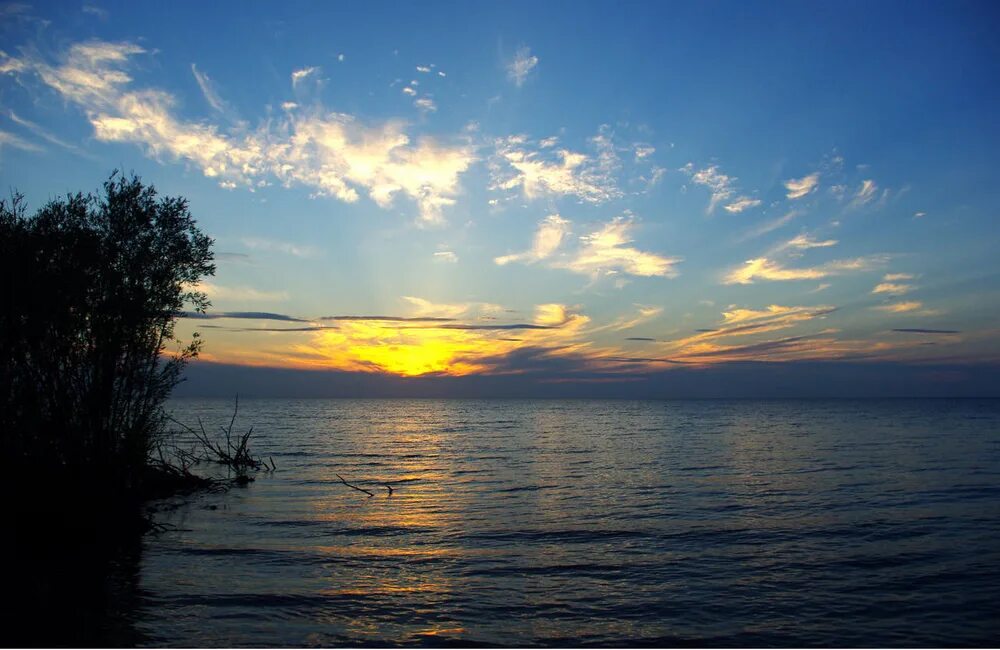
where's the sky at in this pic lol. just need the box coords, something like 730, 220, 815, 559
2, 0, 999, 397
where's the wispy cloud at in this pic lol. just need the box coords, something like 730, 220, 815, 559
191, 63, 234, 116
495, 214, 679, 279
556, 217, 681, 279
3, 41, 477, 225
241, 237, 320, 258
402, 296, 470, 319
871, 301, 925, 313
414, 97, 436, 113
290, 66, 320, 88
720, 304, 834, 326
650, 303, 845, 364
495, 214, 571, 266
783, 233, 838, 251
7, 110, 90, 156
192, 281, 289, 302
433, 250, 458, 263
81, 5, 108, 20
0, 128, 41, 151
507, 46, 538, 87
181, 311, 307, 322
490, 132, 621, 204
740, 209, 801, 241
872, 282, 913, 296
680, 163, 759, 214
724, 255, 887, 284
872, 273, 916, 296
784, 172, 819, 199
723, 197, 762, 213
851, 179, 878, 207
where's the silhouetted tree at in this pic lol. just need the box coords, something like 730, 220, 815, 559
0, 172, 214, 498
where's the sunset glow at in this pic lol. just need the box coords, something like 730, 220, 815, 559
2, 2, 998, 391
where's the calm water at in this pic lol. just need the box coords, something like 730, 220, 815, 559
138, 399, 1000, 646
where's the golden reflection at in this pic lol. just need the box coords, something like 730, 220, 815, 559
307, 415, 471, 609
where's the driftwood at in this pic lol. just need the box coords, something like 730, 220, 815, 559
168, 396, 275, 479
335, 473, 374, 497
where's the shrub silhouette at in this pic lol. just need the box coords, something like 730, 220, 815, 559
0, 172, 214, 500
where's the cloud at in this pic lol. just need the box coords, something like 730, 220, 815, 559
740, 209, 800, 240
495, 214, 570, 266
784, 234, 838, 250
180, 311, 307, 322
192, 281, 289, 302
721, 304, 834, 326
872, 282, 913, 296
191, 63, 234, 116
556, 217, 681, 278
490, 132, 621, 203
241, 236, 320, 258
402, 86, 416, 96
851, 179, 878, 207
414, 97, 436, 112
872, 273, 917, 296
433, 251, 458, 263
0, 128, 41, 151
722, 197, 762, 213
652, 303, 845, 364
82, 5, 108, 19
784, 173, 819, 199
633, 143, 655, 161
871, 301, 925, 313
319, 315, 454, 322
892, 328, 959, 334
416, 65, 431, 73
680, 163, 758, 214
7, 110, 90, 156
591, 305, 664, 333
533, 303, 574, 326
402, 296, 469, 319
291, 66, 320, 88
724, 255, 887, 284
3, 40, 477, 225
507, 46, 538, 87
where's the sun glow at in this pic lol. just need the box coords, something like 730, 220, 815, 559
306, 322, 498, 376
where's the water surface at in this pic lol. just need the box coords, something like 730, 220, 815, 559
142, 399, 1000, 646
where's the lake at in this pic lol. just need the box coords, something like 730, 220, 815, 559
135, 398, 1000, 646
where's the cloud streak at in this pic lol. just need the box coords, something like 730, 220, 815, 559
724, 255, 887, 285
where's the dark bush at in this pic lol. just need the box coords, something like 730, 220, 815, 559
0, 172, 214, 501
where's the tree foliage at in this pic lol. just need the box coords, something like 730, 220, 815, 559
0, 172, 214, 494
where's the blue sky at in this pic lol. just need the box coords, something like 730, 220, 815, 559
2, 1, 999, 392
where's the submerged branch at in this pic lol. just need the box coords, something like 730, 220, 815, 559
336, 473, 374, 497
